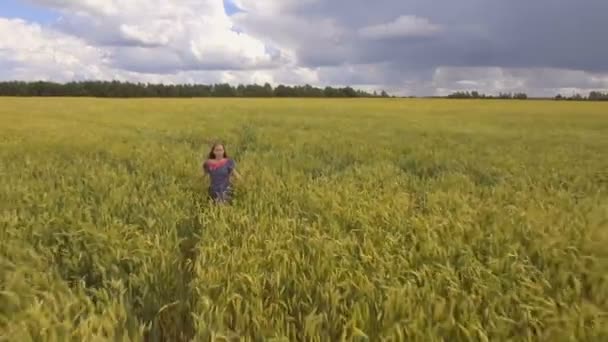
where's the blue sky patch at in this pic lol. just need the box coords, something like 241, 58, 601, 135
223, 0, 243, 16
0, 0, 58, 23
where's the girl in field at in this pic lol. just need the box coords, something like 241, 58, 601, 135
202, 142, 241, 204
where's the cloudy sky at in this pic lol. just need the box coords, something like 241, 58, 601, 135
1, 0, 607, 96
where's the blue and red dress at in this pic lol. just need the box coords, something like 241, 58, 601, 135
203, 158, 236, 202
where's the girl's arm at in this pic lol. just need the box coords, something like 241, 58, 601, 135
232, 169, 242, 181
229, 159, 241, 181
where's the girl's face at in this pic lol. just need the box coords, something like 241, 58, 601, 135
213, 144, 225, 159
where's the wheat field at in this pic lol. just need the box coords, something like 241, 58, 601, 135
1, 97, 607, 341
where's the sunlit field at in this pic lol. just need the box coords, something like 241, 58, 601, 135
1, 97, 607, 341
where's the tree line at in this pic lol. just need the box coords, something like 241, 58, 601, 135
554, 91, 608, 101
446, 91, 528, 99
0, 81, 391, 98
446, 90, 608, 101
1, 81, 605, 100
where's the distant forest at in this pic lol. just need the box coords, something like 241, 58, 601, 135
445, 90, 608, 101
0, 81, 390, 98
0, 81, 606, 100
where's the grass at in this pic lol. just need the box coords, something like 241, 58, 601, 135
1, 97, 607, 341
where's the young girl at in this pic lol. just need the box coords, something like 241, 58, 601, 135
202, 142, 241, 203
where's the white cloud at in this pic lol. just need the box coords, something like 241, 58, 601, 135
29, 0, 122, 16
219, 66, 319, 86
232, 0, 318, 14
27, 0, 283, 72
0, 17, 313, 87
431, 66, 608, 97
0, 18, 111, 81
231, 12, 349, 67
119, 23, 172, 47
359, 15, 442, 40
0, 17, 268, 84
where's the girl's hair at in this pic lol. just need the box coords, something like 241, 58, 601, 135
208, 142, 228, 159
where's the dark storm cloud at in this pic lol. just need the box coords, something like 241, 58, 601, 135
235, 0, 608, 72
480, 0, 608, 72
